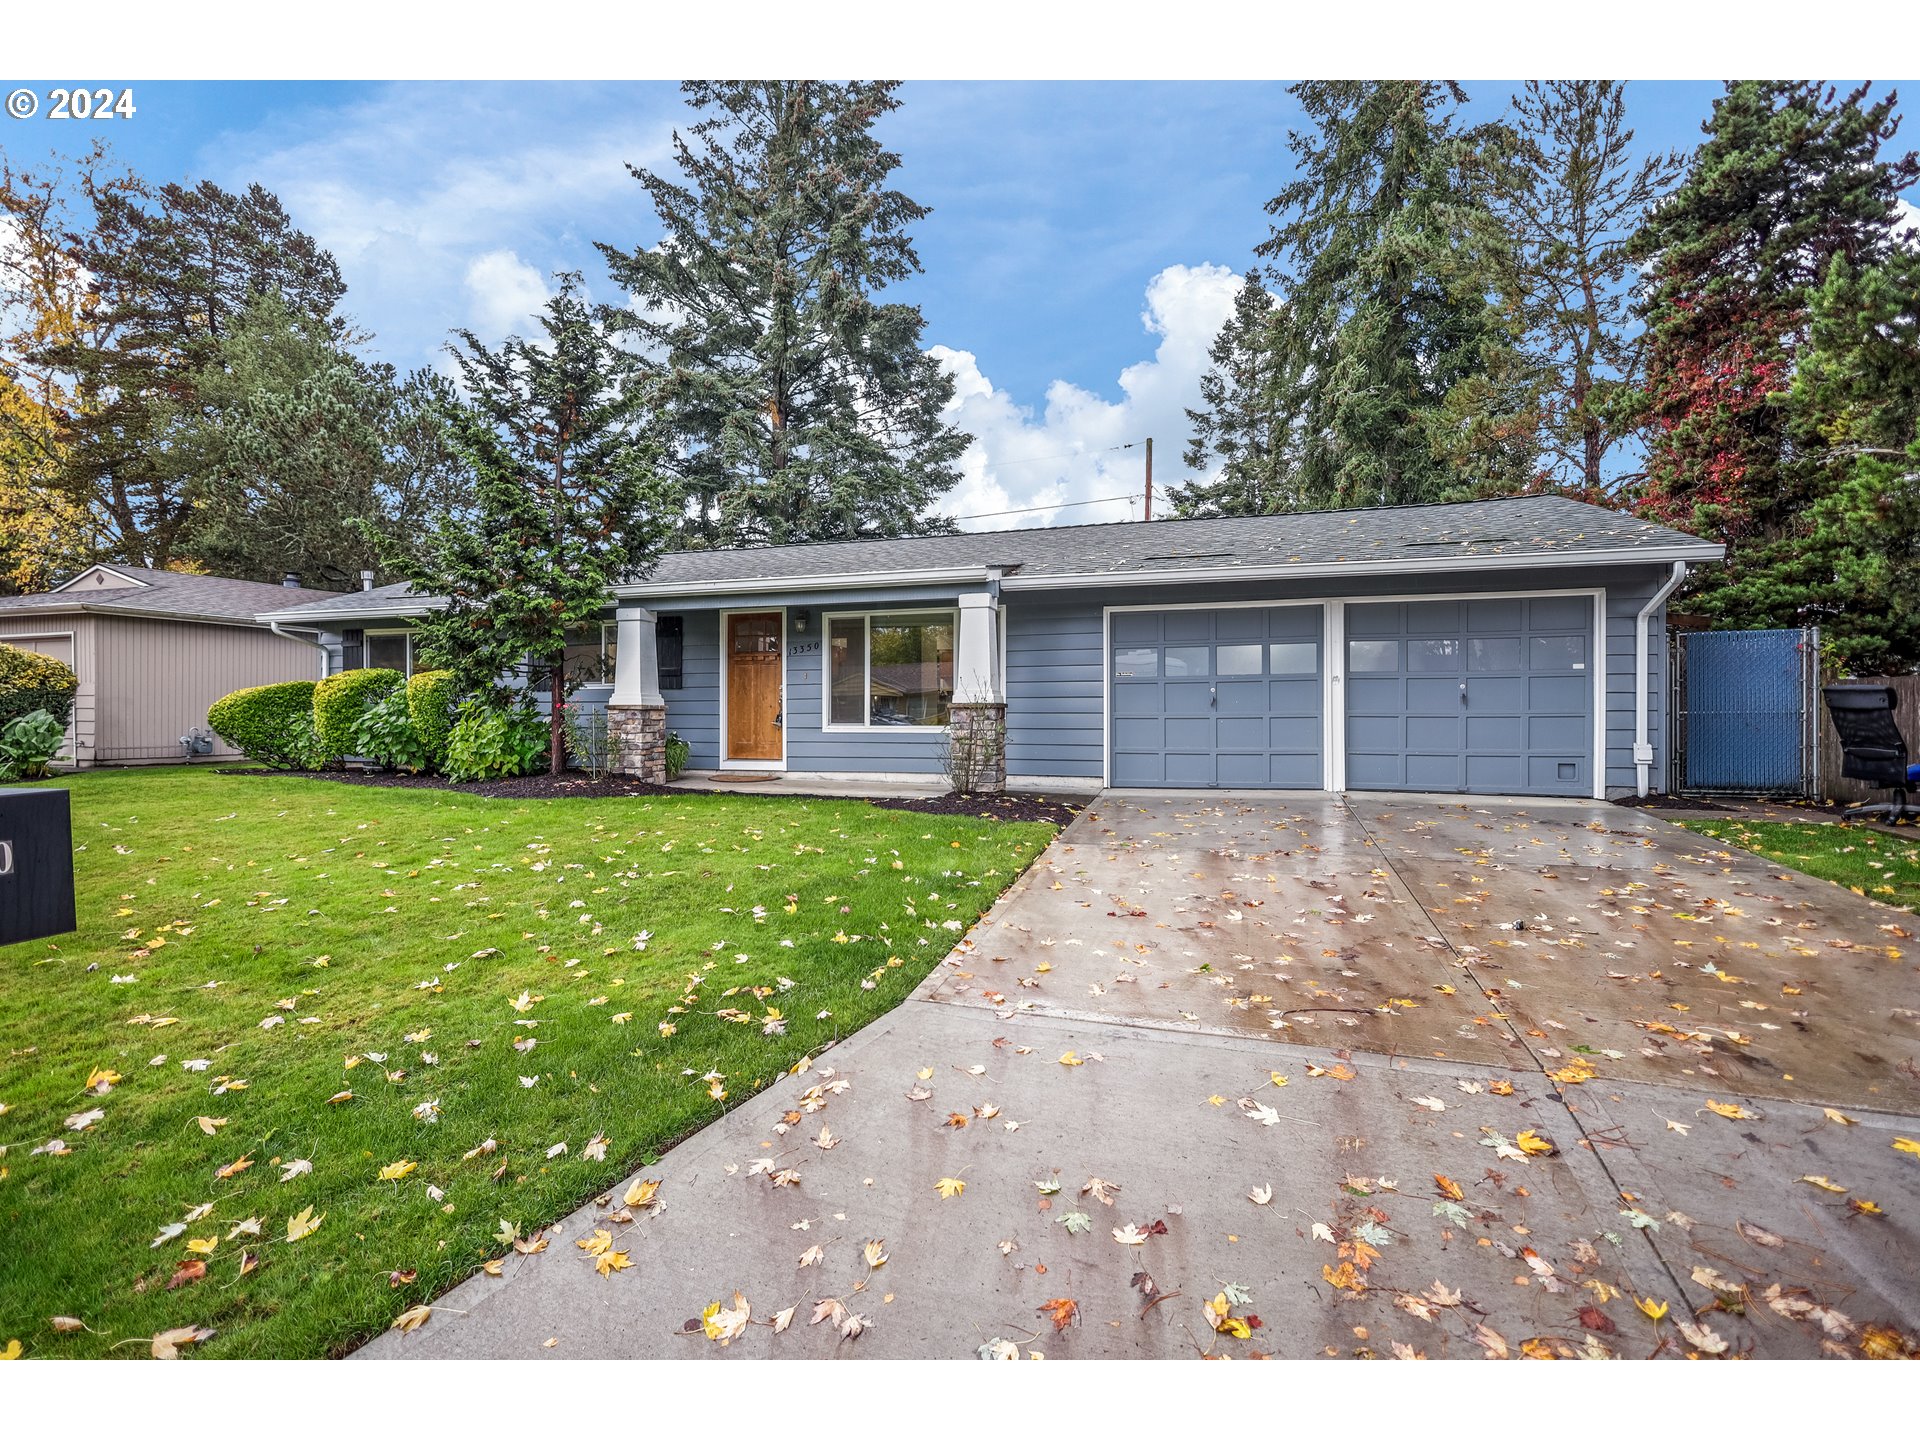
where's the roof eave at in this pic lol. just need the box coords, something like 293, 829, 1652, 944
614, 565, 997, 600
254, 599, 443, 624
997, 543, 1725, 591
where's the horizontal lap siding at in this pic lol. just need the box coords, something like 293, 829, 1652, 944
661, 611, 722, 770
1006, 600, 1104, 778
95, 617, 320, 762
0, 614, 94, 765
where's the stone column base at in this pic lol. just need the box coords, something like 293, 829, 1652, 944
607, 703, 668, 783
947, 701, 1007, 794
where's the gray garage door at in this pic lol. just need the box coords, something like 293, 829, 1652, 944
1111, 605, 1322, 787
1344, 596, 1593, 796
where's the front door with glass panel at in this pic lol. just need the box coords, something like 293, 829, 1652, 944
726, 612, 784, 763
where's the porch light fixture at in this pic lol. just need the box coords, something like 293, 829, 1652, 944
794, 608, 811, 634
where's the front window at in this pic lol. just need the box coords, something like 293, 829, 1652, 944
365, 630, 412, 675
825, 610, 955, 728
562, 621, 618, 686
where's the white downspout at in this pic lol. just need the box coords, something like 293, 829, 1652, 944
269, 622, 329, 680
1634, 561, 1688, 798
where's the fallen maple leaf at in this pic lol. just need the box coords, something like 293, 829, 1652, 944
285, 1206, 323, 1242
935, 1176, 966, 1198
390, 1304, 432, 1333
1037, 1296, 1079, 1331
1434, 1174, 1464, 1202
623, 1177, 661, 1209
595, 1248, 633, 1277
376, 1159, 417, 1182
1799, 1175, 1849, 1193
1248, 1183, 1273, 1205
1703, 1099, 1754, 1120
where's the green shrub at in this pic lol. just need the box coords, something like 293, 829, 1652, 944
312, 668, 403, 763
0, 643, 77, 731
0, 709, 69, 778
564, 704, 611, 781
349, 685, 429, 773
407, 670, 458, 769
444, 699, 546, 781
665, 730, 691, 780
208, 681, 322, 770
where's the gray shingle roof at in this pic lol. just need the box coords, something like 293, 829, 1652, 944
254, 580, 432, 620
0, 565, 341, 624
251, 496, 1718, 621
632, 494, 1717, 589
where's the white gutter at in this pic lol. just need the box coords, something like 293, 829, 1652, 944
1634, 560, 1689, 797
255, 601, 441, 624
268, 621, 329, 681
1000, 543, 1723, 592
614, 565, 994, 600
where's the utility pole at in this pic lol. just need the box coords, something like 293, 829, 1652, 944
1144, 436, 1153, 521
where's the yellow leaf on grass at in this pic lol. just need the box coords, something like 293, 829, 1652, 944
184, 1236, 217, 1256
377, 1159, 418, 1182
195, 1116, 227, 1136
935, 1176, 966, 1198
0, 1339, 20, 1360
286, 1206, 323, 1242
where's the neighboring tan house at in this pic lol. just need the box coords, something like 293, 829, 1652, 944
256, 495, 1722, 799
0, 564, 341, 767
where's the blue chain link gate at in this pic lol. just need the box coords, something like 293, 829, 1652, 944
1671, 628, 1821, 796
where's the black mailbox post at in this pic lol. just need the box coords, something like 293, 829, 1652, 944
0, 787, 77, 945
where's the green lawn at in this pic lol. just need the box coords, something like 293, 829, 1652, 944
0, 768, 1058, 1359
1673, 815, 1920, 912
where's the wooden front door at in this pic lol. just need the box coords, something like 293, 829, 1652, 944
726, 612, 784, 762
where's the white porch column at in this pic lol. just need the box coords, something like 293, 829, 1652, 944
952, 593, 1002, 704
610, 604, 663, 708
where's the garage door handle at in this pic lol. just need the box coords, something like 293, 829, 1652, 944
1210, 684, 1217, 709
1459, 682, 1468, 704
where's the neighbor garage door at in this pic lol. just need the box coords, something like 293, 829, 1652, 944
1110, 605, 1322, 787
1344, 596, 1593, 796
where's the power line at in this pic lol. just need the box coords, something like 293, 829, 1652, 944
948, 491, 1138, 522
970, 441, 1139, 471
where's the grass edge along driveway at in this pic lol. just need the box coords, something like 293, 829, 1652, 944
1673, 814, 1920, 913
0, 768, 1060, 1359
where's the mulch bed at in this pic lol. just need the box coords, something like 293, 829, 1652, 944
214, 767, 1080, 824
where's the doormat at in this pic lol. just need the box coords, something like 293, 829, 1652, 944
711, 774, 779, 783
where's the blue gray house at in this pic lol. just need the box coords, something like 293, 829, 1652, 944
254, 495, 1720, 799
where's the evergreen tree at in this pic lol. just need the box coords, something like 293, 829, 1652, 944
1485, 81, 1683, 498
1777, 248, 1920, 671
38, 175, 346, 569
598, 81, 968, 547
1169, 273, 1299, 516
1630, 82, 1919, 639
177, 296, 475, 588
392, 275, 668, 775
1254, 81, 1536, 510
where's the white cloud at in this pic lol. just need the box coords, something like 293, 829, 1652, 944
462, 249, 550, 342
931, 261, 1241, 530
1897, 197, 1920, 238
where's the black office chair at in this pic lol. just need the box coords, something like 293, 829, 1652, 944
1823, 683, 1911, 823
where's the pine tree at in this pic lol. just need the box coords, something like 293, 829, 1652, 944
1631, 82, 1919, 640
1254, 81, 1536, 510
38, 174, 346, 569
1484, 81, 1683, 499
393, 275, 669, 775
1169, 273, 1299, 516
598, 81, 968, 547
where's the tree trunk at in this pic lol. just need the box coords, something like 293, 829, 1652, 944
549, 662, 565, 776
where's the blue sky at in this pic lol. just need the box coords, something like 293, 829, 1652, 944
5, 79, 1916, 527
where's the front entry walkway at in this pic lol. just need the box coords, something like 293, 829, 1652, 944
362, 793, 1920, 1360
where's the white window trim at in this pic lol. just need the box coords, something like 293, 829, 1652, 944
820, 607, 959, 733
363, 627, 413, 677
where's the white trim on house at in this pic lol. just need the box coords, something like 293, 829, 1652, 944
255, 598, 443, 624
1099, 586, 1609, 800
617, 567, 994, 600
362, 627, 415, 676
818, 606, 960, 733
52, 564, 153, 592
1007, 544, 1719, 593
718, 606, 787, 771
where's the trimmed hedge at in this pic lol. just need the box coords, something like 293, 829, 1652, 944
407, 670, 458, 769
0, 643, 78, 731
208, 681, 321, 770
312, 668, 403, 762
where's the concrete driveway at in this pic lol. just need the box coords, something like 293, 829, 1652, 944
363, 793, 1920, 1360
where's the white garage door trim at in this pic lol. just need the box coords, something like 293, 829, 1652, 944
1101, 588, 1605, 799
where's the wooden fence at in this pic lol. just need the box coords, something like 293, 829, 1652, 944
1819, 672, 1920, 803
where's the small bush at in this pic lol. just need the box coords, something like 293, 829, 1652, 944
0, 643, 77, 731
665, 730, 691, 780
0, 709, 69, 779
407, 670, 458, 769
313, 668, 403, 763
208, 681, 322, 770
564, 704, 611, 781
349, 685, 429, 773
444, 699, 546, 782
